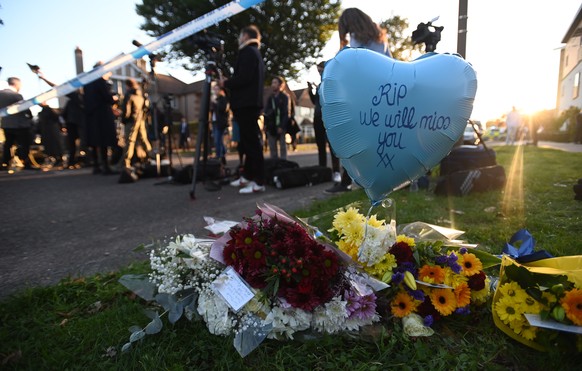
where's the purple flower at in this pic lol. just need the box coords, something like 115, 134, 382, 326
344, 289, 377, 320
435, 255, 448, 265
423, 315, 434, 327
408, 288, 425, 302
459, 247, 468, 255
455, 305, 471, 315
391, 272, 404, 285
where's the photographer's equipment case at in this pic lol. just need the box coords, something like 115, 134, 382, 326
440, 145, 497, 176
435, 165, 506, 196
273, 166, 332, 189
264, 158, 300, 186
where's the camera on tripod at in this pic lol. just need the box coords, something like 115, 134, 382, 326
411, 17, 444, 53
189, 30, 226, 74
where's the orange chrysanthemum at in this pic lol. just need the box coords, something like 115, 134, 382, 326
391, 291, 418, 318
418, 264, 446, 284
460, 253, 483, 277
561, 288, 582, 326
454, 282, 472, 308
429, 288, 457, 316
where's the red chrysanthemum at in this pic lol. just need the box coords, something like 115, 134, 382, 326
389, 241, 414, 265
467, 271, 486, 291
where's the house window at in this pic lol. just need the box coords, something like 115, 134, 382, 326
574, 72, 580, 99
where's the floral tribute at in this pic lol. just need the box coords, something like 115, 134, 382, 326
329, 206, 495, 330
122, 205, 383, 357
492, 255, 582, 352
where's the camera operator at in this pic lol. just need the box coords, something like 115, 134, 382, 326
121, 78, 152, 170
222, 25, 266, 194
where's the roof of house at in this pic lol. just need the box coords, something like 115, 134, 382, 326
562, 4, 582, 43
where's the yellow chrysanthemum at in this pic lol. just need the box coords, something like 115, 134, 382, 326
443, 267, 469, 288
508, 318, 525, 334
520, 295, 542, 314
429, 288, 457, 316
459, 253, 483, 277
495, 296, 523, 324
418, 264, 446, 285
520, 323, 537, 341
331, 207, 365, 233
391, 291, 418, 318
341, 222, 365, 246
336, 240, 358, 261
471, 286, 490, 305
454, 282, 472, 308
366, 214, 385, 228
498, 281, 528, 304
561, 288, 582, 326
541, 291, 557, 308
364, 253, 397, 278
396, 234, 415, 247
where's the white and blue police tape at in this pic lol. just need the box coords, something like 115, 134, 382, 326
0, 0, 264, 118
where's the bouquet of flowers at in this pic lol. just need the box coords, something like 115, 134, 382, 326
121, 204, 383, 357
492, 255, 582, 352
328, 206, 499, 334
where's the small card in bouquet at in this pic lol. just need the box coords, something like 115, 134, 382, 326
212, 266, 255, 312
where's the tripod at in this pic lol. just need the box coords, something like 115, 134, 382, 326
189, 60, 223, 199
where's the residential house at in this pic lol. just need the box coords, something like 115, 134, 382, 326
557, 4, 582, 112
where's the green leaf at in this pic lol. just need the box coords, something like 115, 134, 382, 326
128, 325, 142, 333
118, 274, 156, 301
121, 342, 132, 352
144, 315, 163, 335
129, 330, 145, 343
168, 301, 184, 324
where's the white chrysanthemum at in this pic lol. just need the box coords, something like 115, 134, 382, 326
312, 296, 349, 334
264, 305, 312, 340
357, 225, 396, 266
197, 290, 235, 336
344, 312, 380, 331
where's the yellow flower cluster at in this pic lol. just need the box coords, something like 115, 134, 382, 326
494, 282, 541, 340
329, 207, 395, 279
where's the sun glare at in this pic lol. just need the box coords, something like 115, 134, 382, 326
501, 138, 526, 221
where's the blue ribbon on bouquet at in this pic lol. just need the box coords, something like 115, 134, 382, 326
503, 229, 553, 263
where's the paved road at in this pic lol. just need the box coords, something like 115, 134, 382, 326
0, 146, 336, 299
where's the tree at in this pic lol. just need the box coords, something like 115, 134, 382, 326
135, 0, 341, 81
380, 16, 423, 61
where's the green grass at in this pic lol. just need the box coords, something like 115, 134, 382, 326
2, 146, 582, 370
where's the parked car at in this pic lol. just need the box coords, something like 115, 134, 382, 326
463, 123, 479, 145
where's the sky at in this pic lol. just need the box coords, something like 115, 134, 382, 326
0, 0, 580, 122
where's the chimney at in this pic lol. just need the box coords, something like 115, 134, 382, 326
75, 47, 84, 75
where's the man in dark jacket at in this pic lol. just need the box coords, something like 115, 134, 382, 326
264, 76, 289, 160
223, 25, 266, 194
122, 78, 152, 169
0, 77, 35, 170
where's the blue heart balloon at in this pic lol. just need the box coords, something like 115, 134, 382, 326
320, 49, 477, 204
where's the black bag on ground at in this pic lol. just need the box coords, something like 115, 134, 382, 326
138, 160, 172, 178
440, 145, 497, 176
196, 158, 224, 181
264, 158, 299, 185
434, 165, 506, 196
273, 166, 332, 189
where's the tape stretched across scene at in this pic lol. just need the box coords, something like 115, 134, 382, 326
0, 0, 265, 118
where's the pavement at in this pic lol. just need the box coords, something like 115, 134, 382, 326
0, 144, 338, 299
1, 140, 580, 299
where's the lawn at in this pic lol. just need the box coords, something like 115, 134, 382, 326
1, 145, 582, 370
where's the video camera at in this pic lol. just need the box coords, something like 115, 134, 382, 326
411, 17, 444, 53
189, 30, 226, 72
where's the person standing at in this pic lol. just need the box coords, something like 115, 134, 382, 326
61, 90, 86, 168
121, 78, 152, 169
37, 102, 65, 168
210, 85, 230, 164
505, 106, 521, 145
223, 25, 266, 194
574, 109, 582, 144
309, 61, 341, 182
263, 76, 289, 160
178, 117, 190, 150
325, 8, 392, 194
84, 64, 119, 175
0, 77, 36, 171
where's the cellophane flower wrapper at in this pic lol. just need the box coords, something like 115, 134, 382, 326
492, 255, 582, 352
321, 203, 501, 336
